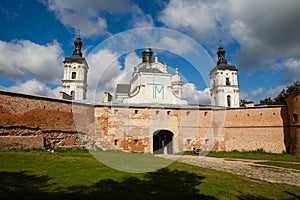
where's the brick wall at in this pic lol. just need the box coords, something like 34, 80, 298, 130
0, 135, 44, 149
0, 90, 94, 149
93, 106, 290, 154
287, 92, 300, 156
222, 106, 289, 153
0, 90, 298, 156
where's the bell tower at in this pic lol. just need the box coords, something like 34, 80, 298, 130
60, 34, 88, 100
209, 43, 240, 107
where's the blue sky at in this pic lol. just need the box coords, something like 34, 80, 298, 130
0, 0, 300, 104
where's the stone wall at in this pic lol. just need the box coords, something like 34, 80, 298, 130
0, 135, 44, 149
0, 90, 94, 149
287, 92, 300, 156
0, 90, 298, 156
92, 105, 289, 154
222, 106, 289, 153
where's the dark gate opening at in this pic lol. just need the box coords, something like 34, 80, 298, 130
153, 130, 173, 154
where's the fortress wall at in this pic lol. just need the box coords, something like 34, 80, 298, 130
287, 127, 300, 156
0, 135, 44, 149
93, 105, 290, 154
98, 107, 183, 153
287, 92, 300, 156
221, 107, 289, 153
0, 90, 297, 155
181, 107, 289, 153
0, 91, 94, 149
222, 127, 287, 153
225, 107, 288, 127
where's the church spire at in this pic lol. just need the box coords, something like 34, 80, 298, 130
72, 33, 83, 57
142, 42, 153, 64
217, 40, 227, 65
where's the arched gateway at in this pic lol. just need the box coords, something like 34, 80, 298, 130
153, 130, 174, 154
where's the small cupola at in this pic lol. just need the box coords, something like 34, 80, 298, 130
72, 36, 83, 57
142, 43, 153, 64
217, 41, 227, 65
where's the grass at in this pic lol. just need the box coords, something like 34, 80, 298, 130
184, 150, 300, 163
90, 150, 174, 173
0, 149, 299, 200
255, 161, 300, 171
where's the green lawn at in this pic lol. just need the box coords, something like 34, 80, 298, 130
255, 161, 300, 170
0, 150, 299, 200
184, 150, 300, 163
207, 151, 300, 162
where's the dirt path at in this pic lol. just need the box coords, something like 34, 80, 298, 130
158, 155, 300, 186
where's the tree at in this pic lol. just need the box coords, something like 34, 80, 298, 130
286, 81, 300, 94
240, 99, 246, 107
259, 81, 300, 105
260, 97, 275, 105
274, 89, 287, 105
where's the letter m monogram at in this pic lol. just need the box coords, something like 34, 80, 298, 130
153, 85, 164, 99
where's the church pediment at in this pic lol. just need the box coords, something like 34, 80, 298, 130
117, 45, 187, 105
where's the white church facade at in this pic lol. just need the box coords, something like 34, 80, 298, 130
116, 45, 187, 105
60, 36, 240, 108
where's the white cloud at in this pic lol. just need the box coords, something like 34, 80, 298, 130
228, 0, 300, 69
43, 0, 109, 38
0, 39, 63, 83
159, 0, 300, 71
266, 85, 285, 97
116, 51, 140, 84
42, 0, 154, 38
131, 5, 154, 28
85, 49, 121, 99
158, 0, 300, 103
283, 58, 300, 82
159, 0, 226, 44
239, 92, 249, 101
159, 36, 197, 55
182, 83, 211, 105
4, 79, 61, 98
85, 49, 140, 101
250, 87, 264, 98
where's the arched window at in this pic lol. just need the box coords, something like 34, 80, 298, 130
71, 72, 76, 79
226, 78, 230, 85
70, 91, 75, 100
114, 139, 118, 146
227, 95, 231, 107
293, 114, 298, 122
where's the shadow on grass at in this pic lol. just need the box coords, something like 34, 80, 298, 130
0, 168, 216, 200
237, 191, 300, 200
237, 194, 271, 200
0, 171, 56, 199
